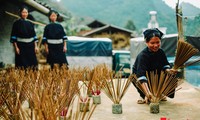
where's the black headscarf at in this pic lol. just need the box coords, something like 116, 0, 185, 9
143, 28, 164, 42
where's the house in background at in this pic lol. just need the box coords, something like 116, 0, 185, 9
0, 0, 69, 67
78, 19, 135, 50
80, 19, 134, 37
87, 20, 106, 29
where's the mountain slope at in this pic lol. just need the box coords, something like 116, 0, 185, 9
59, 0, 198, 34
181, 2, 200, 17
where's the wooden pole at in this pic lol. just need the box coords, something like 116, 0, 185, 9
5, 11, 46, 26
176, 0, 184, 40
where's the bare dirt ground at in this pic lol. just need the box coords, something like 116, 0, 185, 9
90, 81, 200, 120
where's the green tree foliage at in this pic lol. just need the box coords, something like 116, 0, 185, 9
60, 0, 177, 34
184, 14, 200, 36
124, 20, 136, 31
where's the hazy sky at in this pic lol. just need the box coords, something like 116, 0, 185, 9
164, 0, 200, 8
56, 0, 200, 9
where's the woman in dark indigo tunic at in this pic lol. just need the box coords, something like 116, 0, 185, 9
132, 28, 177, 104
42, 10, 68, 68
10, 6, 38, 69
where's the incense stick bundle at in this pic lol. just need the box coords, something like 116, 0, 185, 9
78, 81, 89, 103
65, 96, 97, 120
102, 69, 132, 104
132, 71, 184, 103
90, 64, 108, 96
56, 66, 98, 120
173, 39, 199, 70
22, 65, 81, 119
0, 64, 105, 120
81, 64, 110, 97
82, 68, 94, 96
0, 68, 29, 120
183, 57, 200, 67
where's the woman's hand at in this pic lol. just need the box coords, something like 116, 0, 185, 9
63, 41, 67, 53
44, 43, 49, 54
45, 47, 49, 54
15, 47, 20, 55
166, 68, 178, 75
145, 92, 153, 104
13, 42, 20, 54
34, 42, 39, 54
35, 47, 39, 54
63, 47, 67, 53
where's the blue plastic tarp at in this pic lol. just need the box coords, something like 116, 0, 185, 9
66, 36, 112, 56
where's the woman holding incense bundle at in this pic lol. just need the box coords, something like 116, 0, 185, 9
42, 10, 68, 68
10, 5, 38, 69
132, 28, 177, 104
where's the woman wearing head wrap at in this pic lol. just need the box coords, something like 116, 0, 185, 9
42, 10, 68, 68
10, 5, 38, 69
132, 28, 177, 104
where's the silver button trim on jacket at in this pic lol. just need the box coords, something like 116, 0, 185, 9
47, 39, 63, 44
17, 38, 33, 43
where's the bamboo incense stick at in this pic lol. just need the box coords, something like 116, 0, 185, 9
132, 71, 184, 103
173, 39, 199, 70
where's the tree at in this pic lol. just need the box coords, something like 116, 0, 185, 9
124, 20, 136, 31
185, 14, 200, 36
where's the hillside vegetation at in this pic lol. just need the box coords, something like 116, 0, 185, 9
60, 0, 176, 34
59, 0, 200, 35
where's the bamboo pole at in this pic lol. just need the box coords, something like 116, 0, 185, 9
176, 0, 184, 40
5, 11, 46, 26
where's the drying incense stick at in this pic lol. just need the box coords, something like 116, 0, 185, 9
183, 57, 200, 67
102, 69, 133, 104
0, 68, 29, 120
173, 39, 199, 70
0, 64, 109, 119
132, 71, 184, 103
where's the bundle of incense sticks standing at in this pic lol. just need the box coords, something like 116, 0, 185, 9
173, 39, 199, 70
131, 71, 184, 103
0, 64, 101, 120
90, 64, 108, 96
66, 97, 97, 120
102, 70, 133, 105
25, 65, 81, 120
0, 68, 28, 120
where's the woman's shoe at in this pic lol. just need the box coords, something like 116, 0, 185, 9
137, 97, 146, 104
